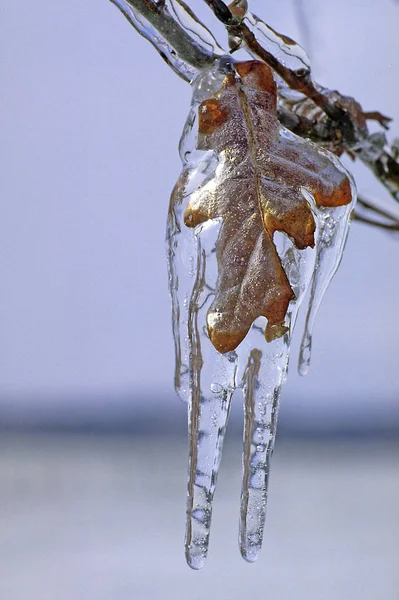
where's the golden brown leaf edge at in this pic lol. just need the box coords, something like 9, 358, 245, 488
174, 60, 352, 354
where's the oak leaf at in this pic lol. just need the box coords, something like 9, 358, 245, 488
183, 60, 352, 353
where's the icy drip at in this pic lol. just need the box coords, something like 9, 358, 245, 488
239, 339, 287, 562
167, 198, 196, 401
237, 235, 315, 562
167, 64, 241, 569
298, 188, 355, 376
167, 60, 355, 569
168, 204, 238, 568
183, 227, 238, 570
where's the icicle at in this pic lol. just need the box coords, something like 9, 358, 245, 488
168, 209, 239, 568
167, 64, 241, 568
239, 343, 284, 562
236, 235, 315, 562
298, 179, 356, 376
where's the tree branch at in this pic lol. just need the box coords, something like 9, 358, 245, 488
353, 214, 399, 232
203, 0, 399, 202
110, 0, 220, 80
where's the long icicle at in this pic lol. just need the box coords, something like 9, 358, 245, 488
239, 334, 288, 561
185, 237, 237, 569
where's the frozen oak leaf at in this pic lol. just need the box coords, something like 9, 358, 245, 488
167, 57, 355, 569
183, 60, 352, 353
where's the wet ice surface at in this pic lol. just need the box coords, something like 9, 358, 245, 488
0, 434, 397, 600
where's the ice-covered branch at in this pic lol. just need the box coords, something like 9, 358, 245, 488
111, 0, 399, 203
110, 0, 223, 81
354, 196, 399, 233
203, 0, 399, 202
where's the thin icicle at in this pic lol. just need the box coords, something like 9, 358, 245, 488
240, 344, 282, 563
298, 181, 356, 376
237, 235, 314, 562
183, 233, 238, 569
185, 253, 236, 567
167, 93, 239, 565
186, 380, 233, 568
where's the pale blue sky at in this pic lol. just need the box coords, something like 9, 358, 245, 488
1, 0, 398, 423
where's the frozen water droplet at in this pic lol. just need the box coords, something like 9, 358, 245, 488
210, 382, 223, 394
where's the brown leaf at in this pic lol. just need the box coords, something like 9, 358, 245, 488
183, 60, 352, 353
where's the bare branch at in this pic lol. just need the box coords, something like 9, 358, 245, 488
353, 214, 399, 232
354, 195, 399, 233
110, 0, 399, 204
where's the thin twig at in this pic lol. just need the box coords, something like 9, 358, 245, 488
353, 214, 399, 232
354, 195, 399, 233
357, 196, 399, 221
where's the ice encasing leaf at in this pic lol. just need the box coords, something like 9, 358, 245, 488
167, 57, 356, 570
179, 60, 352, 353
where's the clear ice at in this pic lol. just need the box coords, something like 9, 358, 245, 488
111, 0, 223, 82
245, 10, 311, 75
167, 58, 356, 569
298, 190, 354, 376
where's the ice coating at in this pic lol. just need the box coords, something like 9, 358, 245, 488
298, 188, 355, 376
246, 11, 311, 75
228, 1, 311, 74
111, 0, 222, 82
167, 57, 355, 568
167, 66, 238, 567
168, 176, 314, 568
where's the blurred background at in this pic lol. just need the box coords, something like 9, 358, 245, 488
0, 0, 398, 598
